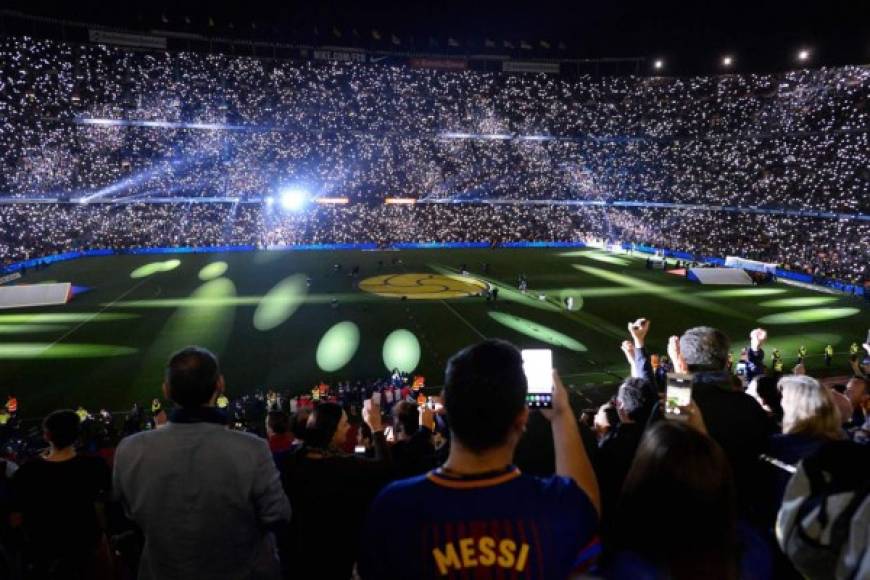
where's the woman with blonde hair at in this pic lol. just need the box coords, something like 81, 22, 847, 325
768, 375, 845, 513
779, 375, 843, 439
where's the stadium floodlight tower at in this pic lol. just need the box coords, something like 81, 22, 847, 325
279, 187, 308, 211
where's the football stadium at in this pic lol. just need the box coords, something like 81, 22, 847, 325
3, 247, 869, 416
0, 2, 868, 579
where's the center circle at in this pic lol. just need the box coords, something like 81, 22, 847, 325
359, 273, 489, 300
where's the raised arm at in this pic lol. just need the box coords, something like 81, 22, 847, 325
543, 372, 601, 515
628, 318, 654, 383
747, 328, 768, 378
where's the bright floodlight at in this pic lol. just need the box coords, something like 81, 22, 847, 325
798, 49, 810, 61
279, 188, 307, 211
653, 59, 664, 70
722, 55, 733, 67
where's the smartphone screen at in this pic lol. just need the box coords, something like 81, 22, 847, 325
665, 373, 693, 419
521, 349, 553, 408
354, 445, 366, 455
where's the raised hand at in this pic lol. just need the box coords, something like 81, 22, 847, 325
628, 318, 650, 347
750, 328, 768, 350
668, 335, 689, 374
418, 405, 435, 431
621, 340, 638, 375
679, 400, 708, 434
363, 398, 383, 432
541, 371, 570, 422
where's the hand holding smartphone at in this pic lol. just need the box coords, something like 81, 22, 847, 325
522, 349, 553, 408
665, 373, 693, 420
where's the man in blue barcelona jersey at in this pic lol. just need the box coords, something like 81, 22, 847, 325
359, 339, 600, 579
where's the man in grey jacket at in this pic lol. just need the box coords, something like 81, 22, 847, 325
114, 347, 291, 580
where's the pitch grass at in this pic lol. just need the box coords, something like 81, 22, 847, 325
2, 247, 868, 417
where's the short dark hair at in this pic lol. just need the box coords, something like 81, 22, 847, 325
617, 378, 653, 422
289, 408, 311, 440
392, 401, 420, 438
267, 411, 290, 435
444, 339, 527, 453
680, 327, 731, 372
165, 346, 220, 408
305, 402, 344, 449
43, 410, 80, 449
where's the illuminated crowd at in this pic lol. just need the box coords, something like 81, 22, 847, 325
0, 203, 866, 284
0, 37, 867, 213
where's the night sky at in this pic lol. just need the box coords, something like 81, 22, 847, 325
3, 0, 868, 74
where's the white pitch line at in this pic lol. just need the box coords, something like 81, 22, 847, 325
42, 278, 150, 354
439, 300, 487, 340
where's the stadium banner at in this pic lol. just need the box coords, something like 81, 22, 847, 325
88, 29, 167, 50
0, 272, 22, 286
502, 61, 561, 74
725, 256, 777, 274
311, 48, 367, 63
0, 282, 72, 310
775, 269, 814, 284
408, 58, 468, 71
499, 241, 586, 248
392, 242, 491, 249
625, 243, 694, 262
125, 245, 256, 255
1, 250, 88, 274
265, 243, 377, 251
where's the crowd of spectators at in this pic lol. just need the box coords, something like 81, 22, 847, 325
0, 36, 868, 212
1, 35, 868, 285
2, 31, 870, 580
0, 323, 868, 579
2, 202, 868, 284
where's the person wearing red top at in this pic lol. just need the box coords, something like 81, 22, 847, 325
266, 411, 294, 453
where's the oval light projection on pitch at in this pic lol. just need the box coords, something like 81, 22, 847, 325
253, 274, 308, 331
0, 343, 137, 359
757, 307, 861, 325
758, 297, 839, 308
383, 329, 421, 373
130, 259, 181, 279
488, 312, 587, 352
316, 321, 360, 372
198, 261, 228, 281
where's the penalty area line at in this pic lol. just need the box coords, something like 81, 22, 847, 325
43, 278, 151, 354
439, 300, 487, 340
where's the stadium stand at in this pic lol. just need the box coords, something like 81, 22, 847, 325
0, 23, 869, 580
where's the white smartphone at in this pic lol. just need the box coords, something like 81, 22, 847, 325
371, 392, 381, 406
665, 373, 693, 420
521, 349, 553, 408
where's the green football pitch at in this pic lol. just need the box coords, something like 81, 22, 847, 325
2, 247, 867, 417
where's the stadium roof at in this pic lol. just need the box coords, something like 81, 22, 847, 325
2, 0, 868, 74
